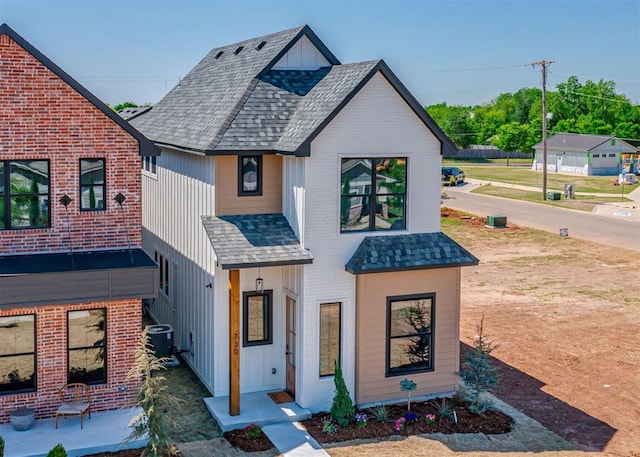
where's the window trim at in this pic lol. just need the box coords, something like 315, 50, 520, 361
0, 313, 37, 394
319, 302, 342, 378
340, 157, 407, 233
67, 308, 107, 385
242, 290, 273, 347
237, 155, 263, 197
385, 293, 435, 377
79, 158, 106, 211
1, 159, 51, 230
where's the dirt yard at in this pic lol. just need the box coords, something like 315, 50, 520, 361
446, 209, 640, 457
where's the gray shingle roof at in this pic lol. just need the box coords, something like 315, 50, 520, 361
201, 213, 313, 270
533, 133, 637, 152
130, 25, 457, 156
345, 232, 478, 274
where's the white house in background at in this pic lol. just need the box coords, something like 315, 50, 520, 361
129, 25, 477, 424
532, 133, 636, 176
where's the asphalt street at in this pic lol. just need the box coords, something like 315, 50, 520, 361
444, 184, 640, 251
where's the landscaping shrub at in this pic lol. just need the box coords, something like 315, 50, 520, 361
46, 444, 67, 457
330, 360, 355, 426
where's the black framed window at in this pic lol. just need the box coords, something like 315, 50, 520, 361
340, 158, 406, 232
155, 251, 169, 296
243, 290, 273, 347
386, 293, 434, 377
0, 160, 50, 229
0, 314, 36, 393
319, 302, 341, 377
68, 309, 107, 384
80, 159, 106, 211
238, 155, 262, 196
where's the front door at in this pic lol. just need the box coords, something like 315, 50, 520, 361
285, 295, 296, 396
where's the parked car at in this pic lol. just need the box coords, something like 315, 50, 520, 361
442, 167, 465, 186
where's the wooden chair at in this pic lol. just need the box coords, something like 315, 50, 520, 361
55, 383, 92, 429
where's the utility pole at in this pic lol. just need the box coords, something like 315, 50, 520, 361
532, 60, 554, 200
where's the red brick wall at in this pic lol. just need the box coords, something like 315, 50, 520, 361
0, 33, 142, 253
0, 299, 142, 423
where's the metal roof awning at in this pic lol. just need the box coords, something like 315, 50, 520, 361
0, 248, 158, 308
345, 232, 478, 275
201, 213, 313, 270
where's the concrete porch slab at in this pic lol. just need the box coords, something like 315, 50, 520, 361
0, 407, 146, 457
204, 391, 311, 432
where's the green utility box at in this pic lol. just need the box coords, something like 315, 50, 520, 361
547, 191, 561, 200
486, 215, 507, 228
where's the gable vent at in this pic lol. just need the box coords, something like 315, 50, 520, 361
256, 40, 266, 50
234, 46, 244, 55
215, 51, 224, 59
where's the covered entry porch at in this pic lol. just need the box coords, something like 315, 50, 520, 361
201, 213, 313, 420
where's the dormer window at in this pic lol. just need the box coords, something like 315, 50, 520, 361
238, 155, 262, 196
234, 46, 244, 55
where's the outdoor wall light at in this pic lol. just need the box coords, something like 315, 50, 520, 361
114, 193, 126, 206
59, 194, 72, 207
256, 277, 264, 293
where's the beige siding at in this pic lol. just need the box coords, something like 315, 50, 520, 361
215, 155, 282, 215
355, 268, 461, 405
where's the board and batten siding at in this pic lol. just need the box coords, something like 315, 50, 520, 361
142, 147, 217, 394
354, 268, 461, 405
297, 71, 443, 410
215, 155, 282, 216
273, 35, 330, 69
282, 156, 305, 243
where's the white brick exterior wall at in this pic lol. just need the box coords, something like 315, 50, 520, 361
296, 72, 443, 410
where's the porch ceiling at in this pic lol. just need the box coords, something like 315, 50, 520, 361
201, 213, 313, 270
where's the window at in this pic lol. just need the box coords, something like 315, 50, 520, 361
386, 294, 434, 376
155, 251, 170, 296
319, 302, 341, 377
0, 160, 50, 229
238, 155, 262, 196
340, 158, 406, 232
80, 159, 106, 211
243, 290, 273, 347
593, 154, 600, 158
0, 314, 36, 393
608, 154, 616, 158
68, 309, 106, 384
142, 156, 157, 175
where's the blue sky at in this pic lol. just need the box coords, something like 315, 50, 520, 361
1, 0, 638, 108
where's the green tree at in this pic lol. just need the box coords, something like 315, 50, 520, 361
113, 101, 138, 112
330, 360, 355, 427
459, 316, 499, 413
426, 103, 477, 148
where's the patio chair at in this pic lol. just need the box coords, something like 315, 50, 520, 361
55, 383, 92, 429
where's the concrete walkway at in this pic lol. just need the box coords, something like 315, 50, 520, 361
263, 422, 329, 456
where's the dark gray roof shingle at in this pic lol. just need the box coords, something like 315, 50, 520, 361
345, 232, 478, 274
201, 213, 313, 270
130, 25, 457, 156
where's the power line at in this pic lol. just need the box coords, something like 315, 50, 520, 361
403, 63, 529, 74
550, 71, 640, 84
563, 90, 635, 105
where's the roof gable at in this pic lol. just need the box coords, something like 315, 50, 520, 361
0, 23, 159, 156
131, 25, 456, 157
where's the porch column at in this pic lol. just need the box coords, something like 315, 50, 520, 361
228, 269, 240, 416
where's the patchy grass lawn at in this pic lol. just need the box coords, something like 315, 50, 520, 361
463, 165, 639, 194
471, 185, 631, 212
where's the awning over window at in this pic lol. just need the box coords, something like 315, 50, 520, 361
345, 232, 478, 275
0, 248, 157, 308
201, 213, 313, 270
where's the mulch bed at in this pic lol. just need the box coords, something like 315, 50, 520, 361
302, 398, 512, 445
223, 428, 274, 452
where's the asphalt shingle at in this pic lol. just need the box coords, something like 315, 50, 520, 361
201, 213, 313, 270
345, 232, 478, 274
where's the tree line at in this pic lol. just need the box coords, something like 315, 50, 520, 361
426, 76, 640, 154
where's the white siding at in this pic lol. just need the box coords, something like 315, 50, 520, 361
273, 35, 330, 69
142, 147, 217, 393
297, 72, 442, 410
282, 156, 305, 242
